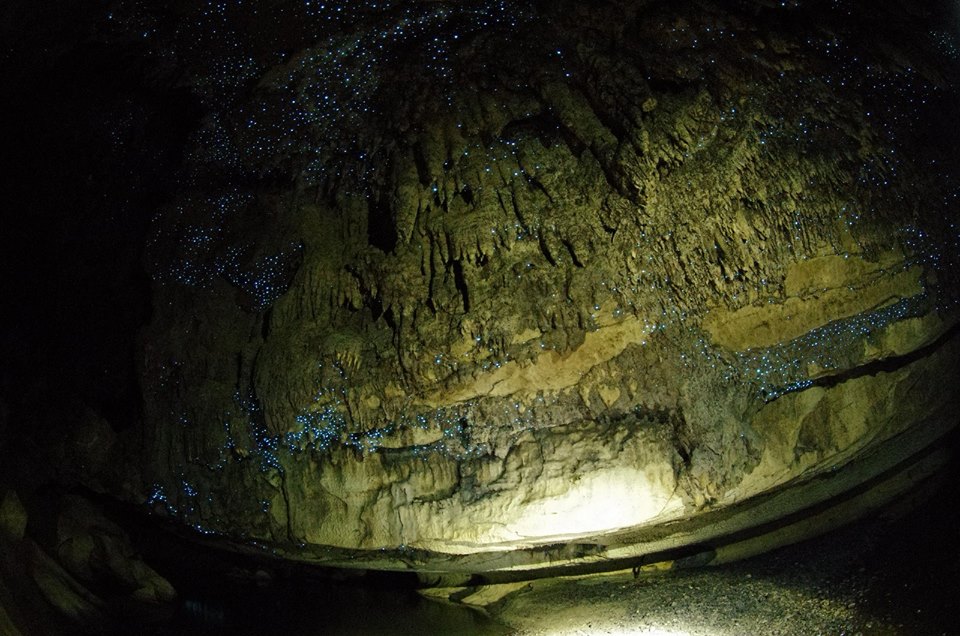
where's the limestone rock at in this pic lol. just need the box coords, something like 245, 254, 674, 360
120, 0, 960, 569
27, 540, 106, 627
0, 602, 21, 636
67, 408, 119, 484
0, 490, 27, 542
56, 496, 176, 604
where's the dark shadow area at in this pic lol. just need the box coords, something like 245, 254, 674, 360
724, 427, 960, 635
0, 0, 202, 438
858, 428, 960, 633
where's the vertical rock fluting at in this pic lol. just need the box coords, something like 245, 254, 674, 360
126, 0, 959, 561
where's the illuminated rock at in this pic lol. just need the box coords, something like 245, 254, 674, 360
126, 0, 960, 570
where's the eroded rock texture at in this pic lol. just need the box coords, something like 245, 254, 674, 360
125, 0, 960, 558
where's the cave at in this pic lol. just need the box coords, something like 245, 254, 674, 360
2, 0, 960, 633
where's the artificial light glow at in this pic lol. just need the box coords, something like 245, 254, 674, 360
508, 466, 682, 541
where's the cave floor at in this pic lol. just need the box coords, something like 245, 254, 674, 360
488, 467, 960, 636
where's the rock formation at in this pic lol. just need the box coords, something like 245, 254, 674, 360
116, 0, 960, 567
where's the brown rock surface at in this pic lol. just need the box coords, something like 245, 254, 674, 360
116, 0, 960, 568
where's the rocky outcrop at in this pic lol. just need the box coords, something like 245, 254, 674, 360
124, 0, 960, 566
0, 489, 176, 633
0, 490, 27, 543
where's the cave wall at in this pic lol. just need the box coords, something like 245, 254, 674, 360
115, 0, 960, 556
